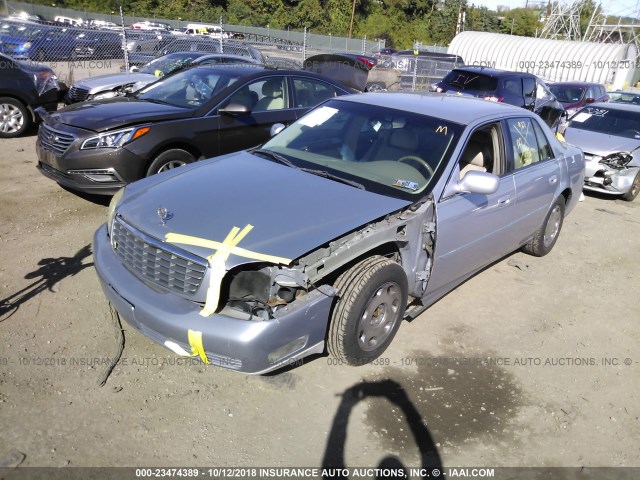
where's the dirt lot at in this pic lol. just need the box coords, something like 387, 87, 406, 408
0, 128, 639, 476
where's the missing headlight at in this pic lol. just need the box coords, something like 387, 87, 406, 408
224, 267, 309, 321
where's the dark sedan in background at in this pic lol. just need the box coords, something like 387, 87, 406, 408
0, 53, 61, 137
36, 61, 366, 194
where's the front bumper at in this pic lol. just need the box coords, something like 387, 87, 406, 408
36, 126, 145, 195
93, 224, 335, 374
583, 159, 639, 196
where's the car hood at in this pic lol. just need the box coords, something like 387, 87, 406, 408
117, 152, 411, 269
50, 98, 195, 132
73, 73, 157, 94
564, 128, 640, 156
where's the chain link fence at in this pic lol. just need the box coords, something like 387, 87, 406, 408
3, 2, 459, 92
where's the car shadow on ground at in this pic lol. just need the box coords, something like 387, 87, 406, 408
0, 244, 93, 322
60, 185, 111, 206
321, 379, 442, 478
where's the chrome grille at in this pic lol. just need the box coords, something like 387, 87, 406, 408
111, 217, 208, 296
38, 124, 75, 155
68, 85, 90, 102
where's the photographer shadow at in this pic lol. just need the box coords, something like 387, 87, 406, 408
322, 379, 442, 479
0, 244, 93, 321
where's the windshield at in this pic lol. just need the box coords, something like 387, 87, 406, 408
609, 92, 640, 105
443, 70, 498, 92
549, 85, 585, 104
260, 99, 463, 200
135, 67, 241, 108
568, 106, 640, 139
139, 54, 203, 76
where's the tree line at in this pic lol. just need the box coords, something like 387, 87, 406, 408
37, 0, 608, 48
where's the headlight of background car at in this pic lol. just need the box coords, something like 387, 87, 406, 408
107, 186, 125, 236
81, 126, 150, 149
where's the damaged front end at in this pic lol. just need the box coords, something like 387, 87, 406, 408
583, 148, 640, 198
219, 198, 436, 324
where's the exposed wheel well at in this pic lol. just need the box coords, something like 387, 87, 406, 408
560, 187, 572, 209
321, 242, 403, 286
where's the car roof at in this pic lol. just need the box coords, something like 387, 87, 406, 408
586, 101, 640, 113
335, 92, 532, 125
451, 66, 536, 78
183, 64, 348, 82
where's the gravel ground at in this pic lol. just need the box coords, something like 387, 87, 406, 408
0, 129, 639, 477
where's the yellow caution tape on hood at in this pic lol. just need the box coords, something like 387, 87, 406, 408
165, 225, 292, 317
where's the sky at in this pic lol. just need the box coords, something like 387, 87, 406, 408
468, 0, 640, 18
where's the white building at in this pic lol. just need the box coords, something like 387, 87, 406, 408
448, 31, 639, 89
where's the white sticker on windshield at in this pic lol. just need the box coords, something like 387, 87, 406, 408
393, 179, 419, 191
298, 106, 339, 127
571, 112, 591, 123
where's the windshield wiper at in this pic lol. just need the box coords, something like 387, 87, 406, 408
251, 149, 365, 190
251, 148, 298, 169
300, 168, 365, 190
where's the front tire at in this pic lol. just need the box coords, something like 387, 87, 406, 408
621, 172, 640, 202
0, 97, 30, 138
146, 149, 195, 177
328, 256, 408, 365
522, 196, 565, 257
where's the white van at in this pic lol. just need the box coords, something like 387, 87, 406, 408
54, 16, 84, 27
183, 23, 225, 39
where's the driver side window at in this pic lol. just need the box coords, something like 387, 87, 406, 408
458, 122, 501, 179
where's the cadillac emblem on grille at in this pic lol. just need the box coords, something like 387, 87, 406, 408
157, 206, 173, 226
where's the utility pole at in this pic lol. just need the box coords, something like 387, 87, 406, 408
348, 0, 357, 38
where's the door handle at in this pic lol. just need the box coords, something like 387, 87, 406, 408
498, 196, 511, 206
549, 175, 558, 184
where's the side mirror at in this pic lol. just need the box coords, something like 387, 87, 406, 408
129, 66, 139, 72
585, 97, 595, 104
270, 123, 286, 137
458, 170, 499, 195
218, 103, 251, 115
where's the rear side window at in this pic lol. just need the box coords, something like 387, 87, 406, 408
504, 79, 522, 96
523, 78, 536, 97
293, 78, 338, 108
507, 118, 541, 170
443, 70, 498, 91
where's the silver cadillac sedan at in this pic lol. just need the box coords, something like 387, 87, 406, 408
93, 93, 585, 374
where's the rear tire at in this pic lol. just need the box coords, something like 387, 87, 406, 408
328, 256, 408, 365
522, 196, 565, 257
146, 149, 195, 177
621, 172, 640, 202
0, 97, 30, 138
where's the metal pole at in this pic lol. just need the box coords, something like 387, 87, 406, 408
120, 6, 129, 72
348, 0, 357, 38
303, 27, 307, 61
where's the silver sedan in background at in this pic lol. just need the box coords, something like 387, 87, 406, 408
563, 103, 640, 202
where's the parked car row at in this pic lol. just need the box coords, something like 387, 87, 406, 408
0, 18, 227, 62
64, 52, 263, 104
